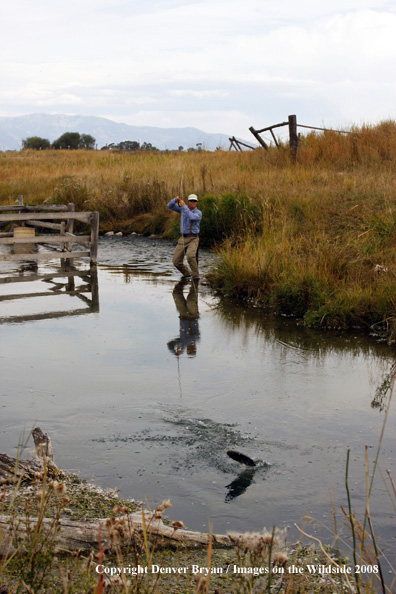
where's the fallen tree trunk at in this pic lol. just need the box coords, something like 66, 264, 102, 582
0, 512, 231, 556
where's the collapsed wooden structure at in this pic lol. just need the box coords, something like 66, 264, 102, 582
230, 114, 353, 158
0, 199, 99, 264
0, 199, 100, 322
249, 114, 300, 156
228, 136, 256, 152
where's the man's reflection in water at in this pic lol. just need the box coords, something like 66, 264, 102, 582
167, 279, 200, 358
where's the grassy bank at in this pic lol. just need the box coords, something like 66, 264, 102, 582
1, 120, 396, 338
1, 464, 392, 594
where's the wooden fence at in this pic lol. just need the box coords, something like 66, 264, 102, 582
228, 136, 256, 152
0, 200, 99, 264
0, 261, 99, 324
229, 114, 353, 158
249, 114, 300, 156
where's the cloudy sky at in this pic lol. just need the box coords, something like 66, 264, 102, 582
1, 0, 395, 141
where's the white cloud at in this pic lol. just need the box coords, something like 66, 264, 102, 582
169, 90, 228, 98
0, 0, 395, 133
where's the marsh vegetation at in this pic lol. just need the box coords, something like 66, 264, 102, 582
2, 120, 396, 339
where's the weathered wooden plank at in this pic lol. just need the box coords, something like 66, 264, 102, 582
25, 220, 63, 230
256, 121, 288, 133
0, 270, 91, 285
23, 205, 71, 212
0, 306, 98, 324
0, 212, 92, 224
0, 288, 91, 302
0, 204, 70, 213
74, 292, 92, 306
236, 139, 255, 150
0, 250, 90, 262
66, 203, 75, 237
249, 126, 269, 150
0, 235, 91, 246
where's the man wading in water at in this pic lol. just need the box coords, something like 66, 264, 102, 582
167, 193, 202, 281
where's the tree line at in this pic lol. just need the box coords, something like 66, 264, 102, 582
100, 141, 159, 151
22, 133, 203, 152
22, 133, 160, 151
22, 132, 96, 150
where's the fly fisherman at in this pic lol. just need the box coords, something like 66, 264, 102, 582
167, 193, 202, 281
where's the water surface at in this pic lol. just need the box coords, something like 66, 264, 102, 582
1, 236, 395, 554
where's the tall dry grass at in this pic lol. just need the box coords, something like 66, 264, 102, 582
1, 120, 396, 335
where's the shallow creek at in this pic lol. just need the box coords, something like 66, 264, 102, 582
0, 236, 395, 554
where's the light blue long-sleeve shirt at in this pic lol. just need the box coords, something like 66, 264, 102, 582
167, 198, 202, 235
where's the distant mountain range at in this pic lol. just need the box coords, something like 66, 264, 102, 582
0, 113, 254, 151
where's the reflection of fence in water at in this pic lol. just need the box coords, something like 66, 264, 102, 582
0, 262, 99, 324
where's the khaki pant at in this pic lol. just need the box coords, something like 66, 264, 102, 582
173, 236, 200, 279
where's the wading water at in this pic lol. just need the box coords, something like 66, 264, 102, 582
0, 237, 394, 568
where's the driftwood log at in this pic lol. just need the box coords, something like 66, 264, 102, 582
0, 428, 232, 556
0, 427, 60, 485
0, 512, 231, 556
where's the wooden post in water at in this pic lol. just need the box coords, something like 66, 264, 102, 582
90, 211, 99, 264
65, 203, 75, 251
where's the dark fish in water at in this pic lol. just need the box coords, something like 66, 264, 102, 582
226, 449, 256, 467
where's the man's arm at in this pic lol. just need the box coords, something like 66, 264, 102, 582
167, 197, 182, 212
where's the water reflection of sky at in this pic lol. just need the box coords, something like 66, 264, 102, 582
0, 236, 395, 557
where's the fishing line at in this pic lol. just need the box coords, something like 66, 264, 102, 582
179, 174, 186, 257
177, 354, 183, 398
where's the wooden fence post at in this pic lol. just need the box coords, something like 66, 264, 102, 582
288, 114, 299, 159
90, 212, 99, 264
66, 203, 75, 242
249, 126, 269, 150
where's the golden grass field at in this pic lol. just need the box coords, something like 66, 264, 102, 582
1, 120, 396, 338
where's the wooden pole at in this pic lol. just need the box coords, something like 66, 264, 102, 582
249, 126, 269, 150
90, 211, 99, 264
66, 203, 75, 236
269, 128, 280, 148
288, 114, 299, 159
229, 137, 241, 151
90, 264, 99, 309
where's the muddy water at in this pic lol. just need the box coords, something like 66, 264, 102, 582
0, 236, 395, 553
